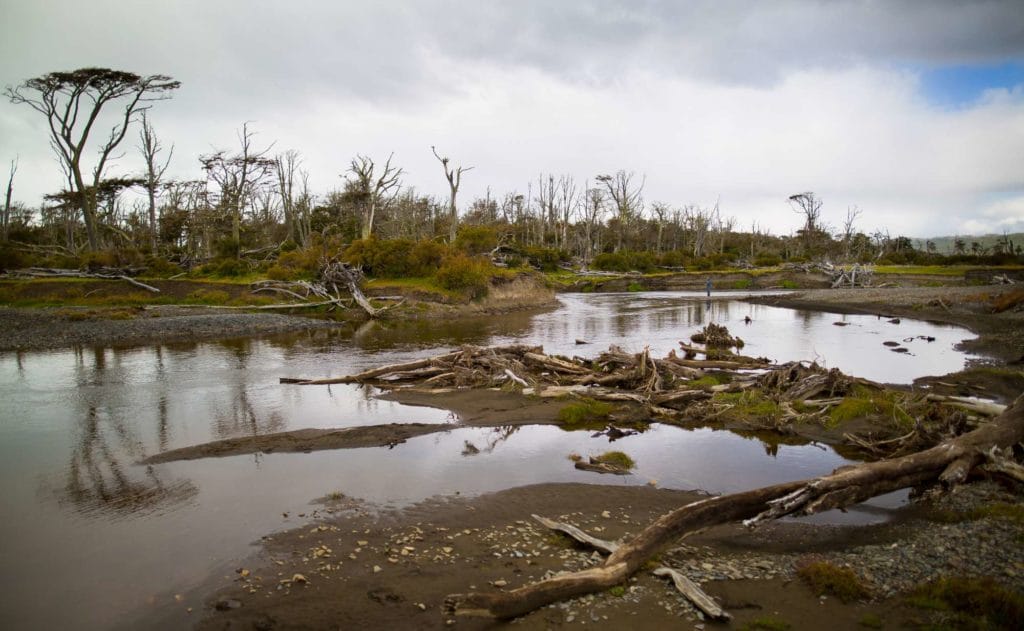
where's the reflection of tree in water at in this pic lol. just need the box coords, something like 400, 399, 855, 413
62, 406, 197, 518
209, 338, 286, 440
461, 425, 520, 456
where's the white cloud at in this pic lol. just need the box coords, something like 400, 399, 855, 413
1, 1, 1021, 237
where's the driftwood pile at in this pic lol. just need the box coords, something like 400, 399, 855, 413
282, 327, 1024, 621
783, 261, 874, 288
252, 258, 401, 318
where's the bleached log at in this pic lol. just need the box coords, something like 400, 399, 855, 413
445, 394, 1024, 619
653, 567, 731, 621
531, 514, 620, 554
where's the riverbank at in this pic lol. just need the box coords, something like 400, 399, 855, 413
0, 273, 557, 352
181, 478, 1023, 631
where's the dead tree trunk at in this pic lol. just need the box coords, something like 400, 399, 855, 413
445, 393, 1024, 619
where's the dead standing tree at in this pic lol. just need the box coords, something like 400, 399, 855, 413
596, 170, 644, 252
5, 67, 180, 251
200, 123, 276, 257
788, 191, 823, 256
431, 146, 473, 243
2, 157, 16, 242
137, 111, 173, 253
346, 153, 403, 240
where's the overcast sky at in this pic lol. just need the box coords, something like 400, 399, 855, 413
2, 0, 1022, 238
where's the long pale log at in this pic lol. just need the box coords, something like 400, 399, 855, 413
532, 514, 619, 554
653, 567, 731, 621
289, 352, 462, 385
446, 394, 1024, 619
523, 352, 589, 374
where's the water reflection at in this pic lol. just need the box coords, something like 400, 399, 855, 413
0, 291, 976, 630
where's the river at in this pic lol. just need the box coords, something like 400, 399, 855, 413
0, 291, 977, 629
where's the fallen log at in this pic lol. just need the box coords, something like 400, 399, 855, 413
653, 567, 731, 621
444, 393, 1024, 619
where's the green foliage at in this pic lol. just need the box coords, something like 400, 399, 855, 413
344, 237, 449, 278
754, 253, 782, 267
434, 254, 492, 298
780, 280, 799, 289
214, 237, 241, 260
522, 246, 568, 272
593, 451, 636, 470
455, 225, 498, 255
266, 247, 321, 280
829, 389, 913, 429
592, 250, 657, 273
142, 256, 182, 278
627, 282, 643, 292
0, 244, 30, 271
607, 585, 626, 597
712, 391, 780, 421
796, 561, 870, 603
733, 278, 753, 289
210, 258, 247, 277
557, 398, 613, 426
906, 576, 1024, 630
186, 289, 230, 304
741, 616, 791, 631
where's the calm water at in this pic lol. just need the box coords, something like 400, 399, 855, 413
0, 291, 976, 629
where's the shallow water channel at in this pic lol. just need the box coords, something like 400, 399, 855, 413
0, 291, 977, 629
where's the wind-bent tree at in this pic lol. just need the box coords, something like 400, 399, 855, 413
346, 153, 403, 239
788, 191, 823, 255
431, 146, 473, 243
5, 68, 180, 251
137, 111, 174, 253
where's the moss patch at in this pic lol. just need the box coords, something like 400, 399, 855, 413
557, 398, 614, 427
796, 560, 870, 603
906, 576, 1024, 630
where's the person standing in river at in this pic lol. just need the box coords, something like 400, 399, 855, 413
705, 277, 712, 297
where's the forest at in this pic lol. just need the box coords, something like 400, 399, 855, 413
3, 68, 1022, 288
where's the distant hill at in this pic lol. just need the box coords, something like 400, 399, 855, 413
912, 232, 1024, 254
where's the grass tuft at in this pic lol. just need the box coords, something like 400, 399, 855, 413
796, 560, 870, 603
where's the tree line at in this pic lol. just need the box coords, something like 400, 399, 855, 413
3, 67, 1021, 276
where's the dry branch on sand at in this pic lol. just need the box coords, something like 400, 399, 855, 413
443, 394, 1024, 620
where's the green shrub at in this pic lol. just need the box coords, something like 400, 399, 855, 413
796, 561, 869, 603
455, 225, 498, 255
211, 258, 247, 277
592, 250, 656, 273
754, 253, 782, 267
186, 289, 231, 304
266, 247, 321, 280
434, 254, 491, 298
780, 280, 799, 289
409, 239, 446, 274
523, 246, 568, 272
907, 576, 1024, 629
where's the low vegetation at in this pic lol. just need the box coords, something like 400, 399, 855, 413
906, 576, 1024, 630
796, 560, 870, 603
557, 398, 614, 427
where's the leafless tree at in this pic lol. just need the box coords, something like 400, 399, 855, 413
275, 150, 313, 246
2, 157, 16, 242
578, 184, 606, 263
346, 153, 403, 240
431, 146, 473, 243
841, 205, 862, 261
683, 204, 713, 258
200, 123, 276, 255
553, 176, 579, 251
788, 191, 823, 254
649, 202, 670, 254
5, 68, 180, 250
596, 171, 644, 251
137, 111, 173, 253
